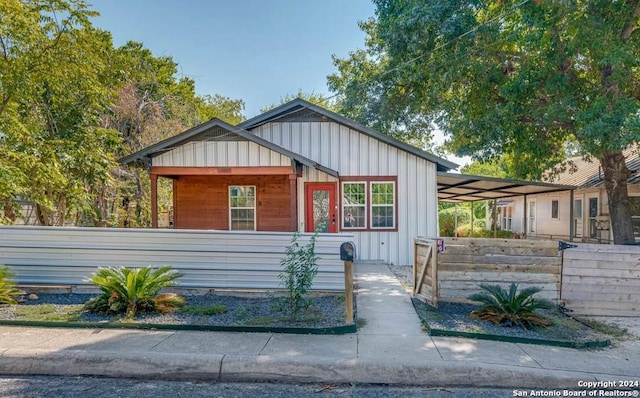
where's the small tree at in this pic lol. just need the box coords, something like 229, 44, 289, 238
276, 232, 319, 321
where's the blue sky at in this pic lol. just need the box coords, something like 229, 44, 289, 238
90, 0, 375, 118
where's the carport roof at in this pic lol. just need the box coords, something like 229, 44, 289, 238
437, 172, 578, 203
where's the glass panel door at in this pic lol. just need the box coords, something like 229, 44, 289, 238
305, 183, 337, 233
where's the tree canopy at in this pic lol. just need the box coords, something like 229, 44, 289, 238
330, 0, 640, 243
0, 0, 244, 226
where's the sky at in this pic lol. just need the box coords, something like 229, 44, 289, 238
89, 0, 469, 167
90, 0, 374, 118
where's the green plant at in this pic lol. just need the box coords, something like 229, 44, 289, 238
0, 266, 25, 305
468, 283, 555, 329
274, 232, 319, 321
83, 266, 184, 319
13, 305, 82, 322
180, 303, 227, 316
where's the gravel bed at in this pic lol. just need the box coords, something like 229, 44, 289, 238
386, 264, 613, 344
0, 293, 347, 329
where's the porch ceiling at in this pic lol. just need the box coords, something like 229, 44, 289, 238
437, 172, 578, 203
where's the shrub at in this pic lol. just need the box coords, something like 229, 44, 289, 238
468, 283, 555, 329
274, 232, 319, 321
0, 266, 25, 305
84, 266, 184, 319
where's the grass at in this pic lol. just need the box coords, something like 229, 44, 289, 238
179, 304, 228, 316
11, 305, 83, 322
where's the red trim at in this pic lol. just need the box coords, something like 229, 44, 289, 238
304, 183, 338, 233
339, 176, 399, 232
150, 174, 158, 228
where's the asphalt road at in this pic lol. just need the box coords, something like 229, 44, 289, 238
0, 376, 515, 397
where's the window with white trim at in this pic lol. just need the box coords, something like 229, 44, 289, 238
341, 180, 396, 230
342, 182, 366, 229
229, 186, 256, 230
551, 200, 559, 219
371, 182, 395, 228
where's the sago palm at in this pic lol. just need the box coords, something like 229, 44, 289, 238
85, 266, 184, 318
468, 283, 555, 329
0, 266, 25, 305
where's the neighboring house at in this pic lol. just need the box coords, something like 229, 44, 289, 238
494, 148, 640, 243
120, 99, 458, 265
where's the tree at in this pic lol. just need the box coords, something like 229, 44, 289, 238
330, 0, 640, 244
260, 89, 336, 113
0, 0, 119, 225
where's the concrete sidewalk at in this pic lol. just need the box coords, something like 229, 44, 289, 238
0, 262, 638, 389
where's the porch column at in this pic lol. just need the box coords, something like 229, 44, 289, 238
289, 174, 298, 231
151, 173, 158, 228
569, 189, 574, 242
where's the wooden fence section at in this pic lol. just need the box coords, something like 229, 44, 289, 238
413, 238, 438, 306
0, 226, 353, 291
435, 238, 562, 303
561, 243, 640, 316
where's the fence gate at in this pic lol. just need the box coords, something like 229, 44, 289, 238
413, 237, 438, 307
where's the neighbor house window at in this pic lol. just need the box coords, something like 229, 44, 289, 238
341, 178, 397, 230
551, 200, 559, 219
229, 186, 256, 230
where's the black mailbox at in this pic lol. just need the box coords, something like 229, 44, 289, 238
340, 241, 356, 261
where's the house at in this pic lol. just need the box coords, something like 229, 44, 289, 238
493, 148, 640, 242
120, 99, 458, 265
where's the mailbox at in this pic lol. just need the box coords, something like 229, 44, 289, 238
340, 241, 356, 261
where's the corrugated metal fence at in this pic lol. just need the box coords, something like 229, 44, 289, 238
0, 226, 353, 291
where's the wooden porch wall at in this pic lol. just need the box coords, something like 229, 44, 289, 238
434, 238, 561, 302
174, 175, 293, 231
0, 226, 352, 291
561, 243, 640, 316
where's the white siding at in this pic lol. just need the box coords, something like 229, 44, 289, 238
252, 121, 439, 265
153, 141, 292, 168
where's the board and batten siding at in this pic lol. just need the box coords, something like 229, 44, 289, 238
252, 121, 439, 265
153, 141, 293, 168
0, 226, 352, 291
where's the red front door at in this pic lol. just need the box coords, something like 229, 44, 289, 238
305, 183, 337, 233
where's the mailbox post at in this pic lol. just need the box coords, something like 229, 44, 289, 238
340, 242, 356, 325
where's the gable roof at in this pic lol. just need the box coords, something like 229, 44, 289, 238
118, 118, 339, 177
548, 147, 640, 188
239, 98, 459, 172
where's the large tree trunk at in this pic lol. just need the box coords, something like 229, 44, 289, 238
600, 151, 635, 244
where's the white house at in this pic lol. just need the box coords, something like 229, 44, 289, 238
494, 148, 640, 242
121, 99, 458, 265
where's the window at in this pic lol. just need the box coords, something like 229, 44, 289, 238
342, 182, 366, 228
371, 182, 395, 228
229, 186, 256, 230
341, 179, 396, 230
551, 200, 559, 219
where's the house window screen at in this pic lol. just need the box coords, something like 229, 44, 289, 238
229, 186, 256, 230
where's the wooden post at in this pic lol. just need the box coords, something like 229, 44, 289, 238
344, 260, 354, 325
150, 173, 158, 228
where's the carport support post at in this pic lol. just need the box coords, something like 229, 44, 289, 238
344, 259, 354, 324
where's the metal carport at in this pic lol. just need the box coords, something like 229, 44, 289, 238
437, 172, 579, 240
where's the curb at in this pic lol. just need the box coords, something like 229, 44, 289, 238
0, 349, 628, 388
0, 320, 357, 335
